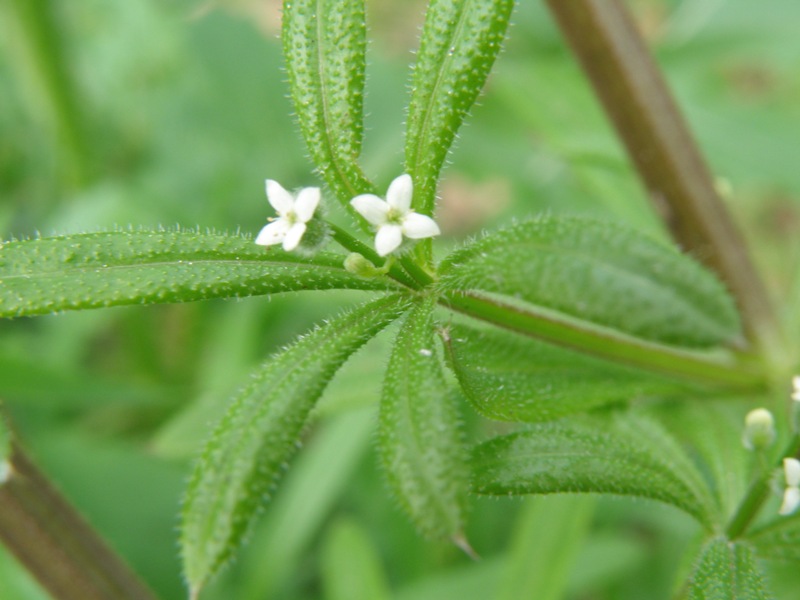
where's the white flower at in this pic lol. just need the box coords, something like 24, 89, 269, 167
350, 174, 441, 256
255, 180, 320, 251
779, 458, 800, 516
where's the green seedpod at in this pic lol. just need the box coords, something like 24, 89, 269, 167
180, 294, 412, 594
283, 0, 374, 205
405, 0, 515, 216
471, 421, 715, 527
687, 537, 770, 600
0, 231, 399, 317
379, 296, 469, 541
443, 322, 684, 422
439, 216, 742, 348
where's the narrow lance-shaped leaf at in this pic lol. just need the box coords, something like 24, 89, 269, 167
471, 421, 714, 527
379, 296, 468, 542
405, 0, 515, 216
181, 294, 411, 594
439, 216, 742, 348
283, 0, 374, 205
687, 537, 770, 600
0, 231, 398, 318
443, 323, 684, 423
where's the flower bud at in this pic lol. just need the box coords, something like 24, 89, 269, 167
742, 408, 776, 451
344, 253, 387, 278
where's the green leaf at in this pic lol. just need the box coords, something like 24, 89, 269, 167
439, 217, 742, 348
283, 0, 374, 204
0, 231, 396, 317
687, 537, 771, 600
239, 407, 375, 599
748, 516, 800, 564
405, 0, 515, 215
657, 401, 751, 519
180, 294, 411, 594
471, 421, 714, 526
494, 495, 595, 600
379, 297, 468, 541
443, 323, 683, 422
321, 518, 392, 600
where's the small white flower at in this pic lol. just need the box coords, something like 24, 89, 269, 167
255, 180, 320, 251
350, 174, 441, 256
779, 458, 800, 516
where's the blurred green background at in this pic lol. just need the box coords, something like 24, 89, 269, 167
1, 0, 799, 598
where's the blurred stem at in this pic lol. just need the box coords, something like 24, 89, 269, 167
444, 291, 765, 390
3, 0, 91, 188
726, 433, 800, 540
0, 443, 158, 600
545, 0, 782, 357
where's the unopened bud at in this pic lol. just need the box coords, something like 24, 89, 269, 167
742, 408, 776, 451
344, 253, 388, 278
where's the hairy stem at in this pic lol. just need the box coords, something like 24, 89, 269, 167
444, 291, 765, 390
0, 444, 158, 600
545, 0, 781, 355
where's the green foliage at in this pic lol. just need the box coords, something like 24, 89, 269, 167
405, 0, 515, 216
282, 0, 374, 205
749, 517, 800, 564
471, 420, 715, 527
2, 1, 800, 599
321, 518, 392, 600
180, 294, 411, 593
0, 231, 397, 317
443, 322, 682, 422
687, 537, 770, 600
379, 297, 468, 540
439, 216, 741, 348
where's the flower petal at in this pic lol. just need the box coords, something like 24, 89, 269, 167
294, 187, 320, 222
283, 223, 307, 251
779, 486, 800, 516
351, 194, 390, 225
401, 212, 441, 239
375, 224, 403, 256
386, 174, 413, 213
266, 179, 295, 215
785, 458, 800, 487
255, 219, 290, 246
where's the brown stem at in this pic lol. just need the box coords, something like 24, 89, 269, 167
545, 0, 780, 353
0, 443, 159, 600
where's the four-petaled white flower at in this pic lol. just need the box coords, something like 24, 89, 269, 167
792, 375, 800, 402
779, 457, 800, 516
255, 180, 320, 251
350, 174, 441, 256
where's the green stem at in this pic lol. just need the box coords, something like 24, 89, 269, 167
726, 434, 800, 539
0, 444, 158, 600
327, 223, 421, 290
443, 291, 765, 390
544, 0, 782, 356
